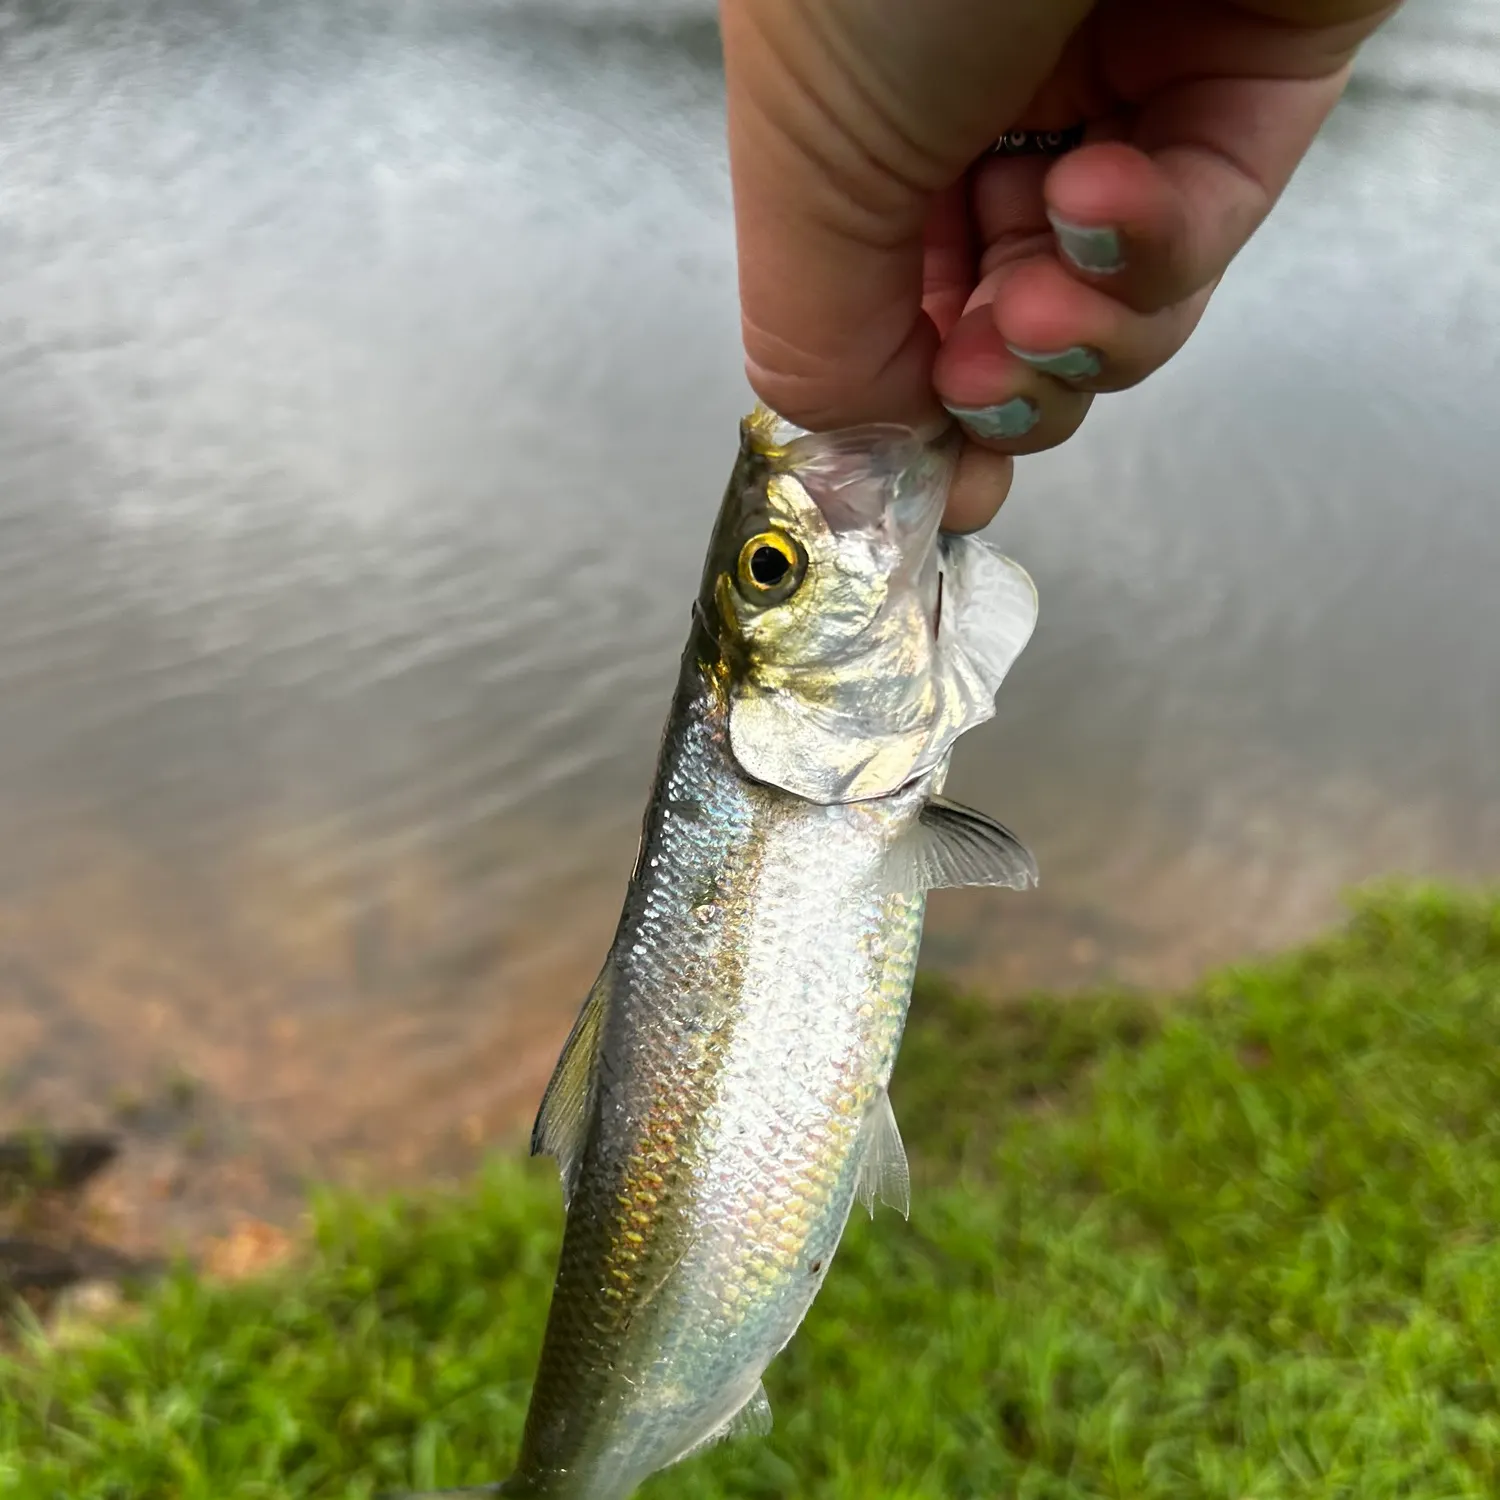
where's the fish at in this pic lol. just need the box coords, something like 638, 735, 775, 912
393, 405, 1039, 1499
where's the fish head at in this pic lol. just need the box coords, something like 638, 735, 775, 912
696, 405, 1039, 805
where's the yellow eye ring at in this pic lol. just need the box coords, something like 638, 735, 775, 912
735, 530, 804, 602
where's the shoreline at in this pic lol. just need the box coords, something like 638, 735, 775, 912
5, 880, 1497, 1500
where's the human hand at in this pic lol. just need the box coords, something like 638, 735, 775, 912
720, 0, 1401, 529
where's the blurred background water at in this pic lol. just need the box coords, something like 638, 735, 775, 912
0, 0, 1496, 1246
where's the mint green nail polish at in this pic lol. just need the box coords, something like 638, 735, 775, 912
943, 397, 1040, 440
1005, 343, 1102, 381
1048, 213, 1123, 274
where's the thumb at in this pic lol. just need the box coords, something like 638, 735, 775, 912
719, 0, 1091, 432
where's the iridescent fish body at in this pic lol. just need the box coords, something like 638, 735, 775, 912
405, 408, 1039, 1500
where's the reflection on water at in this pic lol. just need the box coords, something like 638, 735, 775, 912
1, 0, 1498, 1246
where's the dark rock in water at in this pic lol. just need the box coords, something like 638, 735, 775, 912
0, 1236, 83, 1293
0, 1132, 119, 1198
1, 1234, 164, 1296
0, 1133, 165, 1303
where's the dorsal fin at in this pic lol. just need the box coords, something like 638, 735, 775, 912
887, 796, 1038, 895
530, 958, 614, 1205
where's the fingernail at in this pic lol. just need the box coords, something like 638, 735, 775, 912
1048, 213, 1123, 274
943, 397, 1040, 441
1005, 344, 1102, 381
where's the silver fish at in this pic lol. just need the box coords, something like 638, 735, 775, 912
400, 406, 1038, 1499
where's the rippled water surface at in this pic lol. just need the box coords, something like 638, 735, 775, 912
1, 0, 1497, 1243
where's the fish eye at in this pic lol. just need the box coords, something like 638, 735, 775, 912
748, 544, 790, 587
735, 530, 805, 604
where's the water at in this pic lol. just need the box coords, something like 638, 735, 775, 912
0, 0, 1496, 1246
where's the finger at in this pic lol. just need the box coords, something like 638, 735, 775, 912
928, 161, 1082, 533
1039, 68, 1352, 314
968, 149, 1056, 276
989, 256, 1214, 393
921, 182, 978, 341
720, 0, 1087, 432
722, 16, 936, 430
732, 164, 941, 435
944, 442, 1017, 534
1037, 0, 1397, 307
935, 302, 1093, 452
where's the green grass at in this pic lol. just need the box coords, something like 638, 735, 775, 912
4, 883, 1500, 1498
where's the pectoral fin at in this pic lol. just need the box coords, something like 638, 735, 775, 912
887, 796, 1038, 895
855, 1089, 910, 1220
529, 958, 613, 1206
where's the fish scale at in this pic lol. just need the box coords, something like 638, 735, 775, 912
391, 410, 1039, 1500
510, 652, 930, 1499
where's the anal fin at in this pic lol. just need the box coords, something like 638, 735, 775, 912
670, 1383, 773, 1467
530, 957, 614, 1206
887, 795, 1038, 895
855, 1089, 910, 1220
373, 1486, 504, 1498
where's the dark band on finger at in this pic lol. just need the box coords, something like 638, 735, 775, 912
990, 124, 1086, 158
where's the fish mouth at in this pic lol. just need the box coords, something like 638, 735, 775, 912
740, 404, 808, 455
